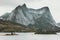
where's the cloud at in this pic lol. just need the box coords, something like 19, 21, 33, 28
0, 0, 20, 6
0, 0, 35, 7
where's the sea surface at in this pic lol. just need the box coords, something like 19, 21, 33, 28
0, 32, 60, 40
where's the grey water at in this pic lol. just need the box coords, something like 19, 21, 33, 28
0, 32, 60, 40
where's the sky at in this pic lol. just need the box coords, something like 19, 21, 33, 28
0, 0, 60, 23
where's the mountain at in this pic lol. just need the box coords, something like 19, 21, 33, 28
56, 23, 60, 27
0, 13, 10, 20
0, 19, 36, 32
0, 4, 59, 33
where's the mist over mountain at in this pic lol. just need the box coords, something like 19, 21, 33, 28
0, 4, 59, 32
0, 13, 10, 20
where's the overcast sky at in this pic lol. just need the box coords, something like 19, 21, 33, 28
0, 0, 60, 23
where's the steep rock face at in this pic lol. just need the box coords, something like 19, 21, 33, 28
1, 4, 57, 31
8, 4, 56, 24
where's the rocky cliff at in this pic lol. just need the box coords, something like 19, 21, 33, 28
0, 4, 57, 32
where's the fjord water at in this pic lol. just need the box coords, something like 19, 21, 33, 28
0, 33, 60, 40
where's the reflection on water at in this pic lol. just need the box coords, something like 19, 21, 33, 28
0, 32, 60, 40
